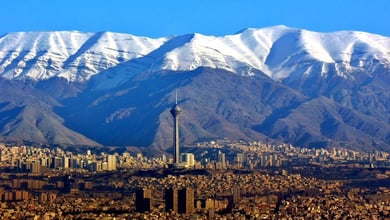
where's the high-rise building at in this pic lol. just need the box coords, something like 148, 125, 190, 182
235, 153, 245, 167
52, 157, 63, 169
135, 188, 152, 213
181, 153, 195, 168
31, 161, 41, 173
63, 174, 72, 193
107, 155, 116, 171
165, 187, 194, 214
165, 188, 178, 213
161, 154, 167, 163
178, 187, 194, 214
63, 156, 69, 169
217, 151, 226, 168
232, 186, 240, 205
170, 92, 182, 165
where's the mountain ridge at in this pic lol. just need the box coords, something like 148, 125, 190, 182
1, 26, 389, 84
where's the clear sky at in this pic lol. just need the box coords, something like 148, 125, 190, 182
2, 0, 389, 37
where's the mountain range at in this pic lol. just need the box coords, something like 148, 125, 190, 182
0, 25, 389, 152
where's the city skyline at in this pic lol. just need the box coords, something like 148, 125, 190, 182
1, 141, 389, 218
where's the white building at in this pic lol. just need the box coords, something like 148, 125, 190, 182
107, 155, 117, 171
181, 153, 195, 168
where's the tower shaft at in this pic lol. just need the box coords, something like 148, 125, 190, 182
170, 103, 182, 165
170, 88, 182, 165
173, 115, 180, 163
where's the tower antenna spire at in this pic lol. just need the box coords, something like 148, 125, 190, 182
175, 89, 178, 105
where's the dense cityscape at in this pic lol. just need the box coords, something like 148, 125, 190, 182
0, 140, 390, 219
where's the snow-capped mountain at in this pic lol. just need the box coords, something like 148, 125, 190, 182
157, 26, 390, 76
0, 31, 168, 82
0, 26, 389, 151
1, 25, 389, 86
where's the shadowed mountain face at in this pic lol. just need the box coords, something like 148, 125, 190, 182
0, 66, 388, 151
51, 67, 390, 152
56, 68, 283, 148
282, 62, 390, 124
0, 78, 99, 146
0, 27, 389, 152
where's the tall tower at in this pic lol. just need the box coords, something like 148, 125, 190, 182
170, 91, 182, 164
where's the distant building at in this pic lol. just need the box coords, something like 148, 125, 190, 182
63, 175, 72, 193
63, 156, 69, 169
107, 155, 116, 171
135, 188, 152, 213
217, 151, 226, 169
31, 161, 41, 173
162, 154, 167, 163
235, 153, 246, 168
181, 153, 195, 168
13, 190, 29, 201
165, 188, 178, 213
89, 161, 102, 172
52, 157, 63, 169
178, 187, 194, 214
232, 186, 240, 205
40, 157, 48, 168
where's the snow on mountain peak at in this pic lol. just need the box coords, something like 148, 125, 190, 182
0, 31, 168, 82
158, 26, 390, 80
0, 26, 390, 86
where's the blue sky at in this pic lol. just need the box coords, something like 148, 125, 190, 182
2, 0, 389, 37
